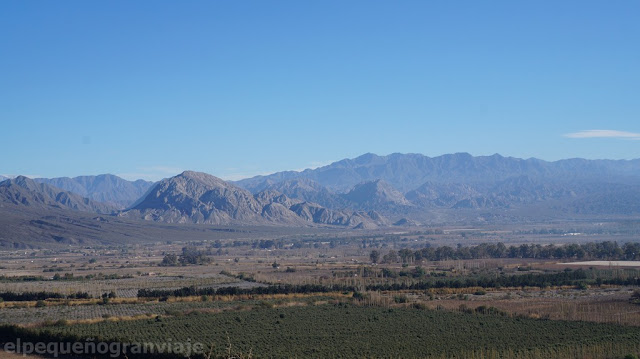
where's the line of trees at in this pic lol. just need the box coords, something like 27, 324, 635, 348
367, 270, 640, 291
0, 291, 91, 302
0, 273, 134, 283
138, 268, 640, 299
138, 283, 355, 299
370, 241, 640, 264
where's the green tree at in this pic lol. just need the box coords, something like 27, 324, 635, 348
399, 249, 414, 264
160, 254, 178, 266
383, 250, 398, 263
369, 250, 380, 264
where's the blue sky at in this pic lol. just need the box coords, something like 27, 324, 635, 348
1, 1, 638, 181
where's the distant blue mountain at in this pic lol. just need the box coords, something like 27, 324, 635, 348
0, 176, 117, 214
233, 153, 640, 215
235, 153, 640, 193
35, 174, 154, 209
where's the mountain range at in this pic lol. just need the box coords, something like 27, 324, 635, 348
0, 176, 118, 214
2, 152, 640, 242
234, 153, 640, 193
233, 153, 640, 214
120, 171, 388, 228
35, 175, 153, 208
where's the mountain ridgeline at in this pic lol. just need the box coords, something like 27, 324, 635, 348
233, 153, 640, 215
35, 175, 153, 209
0, 176, 118, 214
235, 153, 640, 192
121, 171, 388, 228
3, 153, 640, 231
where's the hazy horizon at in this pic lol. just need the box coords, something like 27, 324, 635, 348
3, 150, 640, 182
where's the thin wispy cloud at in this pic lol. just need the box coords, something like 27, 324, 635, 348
564, 130, 640, 140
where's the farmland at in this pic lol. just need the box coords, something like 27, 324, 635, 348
14, 305, 640, 359
0, 274, 260, 299
0, 297, 267, 325
2, 223, 640, 358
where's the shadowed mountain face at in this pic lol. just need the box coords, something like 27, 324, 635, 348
342, 180, 412, 210
122, 171, 387, 228
0, 201, 326, 249
405, 182, 481, 208
35, 175, 153, 209
264, 178, 349, 209
0, 176, 118, 214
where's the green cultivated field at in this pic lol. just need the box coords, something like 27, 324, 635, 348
34, 304, 640, 358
